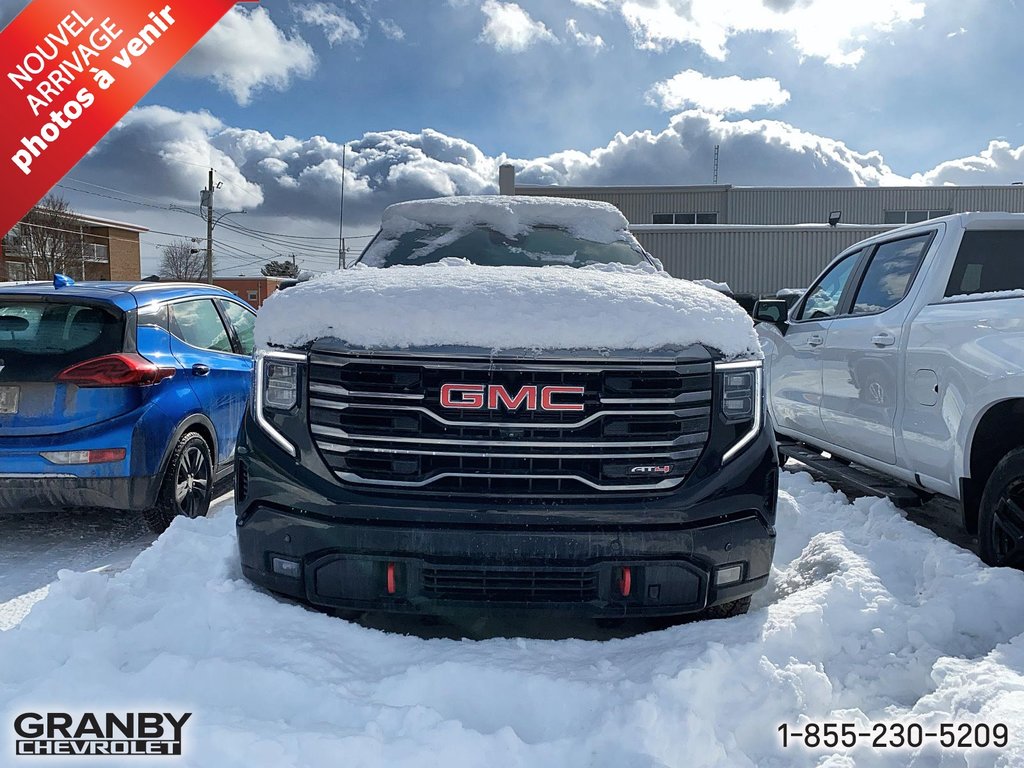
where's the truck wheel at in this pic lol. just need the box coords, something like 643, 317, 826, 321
699, 596, 751, 620
978, 448, 1024, 568
143, 432, 214, 534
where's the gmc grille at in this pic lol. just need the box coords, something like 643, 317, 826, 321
307, 350, 713, 499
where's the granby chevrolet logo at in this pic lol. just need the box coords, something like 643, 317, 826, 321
440, 384, 586, 412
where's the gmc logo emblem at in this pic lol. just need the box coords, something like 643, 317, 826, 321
440, 384, 585, 412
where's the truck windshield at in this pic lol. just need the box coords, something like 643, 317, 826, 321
361, 226, 650, 268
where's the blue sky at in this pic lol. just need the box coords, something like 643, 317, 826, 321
3, 0, 1024, 275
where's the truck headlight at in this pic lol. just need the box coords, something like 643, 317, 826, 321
265, 361, 298, 410
716, 360, 763, 464
255, 350, 306, 457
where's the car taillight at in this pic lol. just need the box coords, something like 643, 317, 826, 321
55, 354, 176, 387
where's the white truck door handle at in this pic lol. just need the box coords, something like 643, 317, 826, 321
807, 334, 824, 347
872, 333, 895, 347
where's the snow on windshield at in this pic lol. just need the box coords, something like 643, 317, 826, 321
362, 195, 639, 267
256, 261, 762, 359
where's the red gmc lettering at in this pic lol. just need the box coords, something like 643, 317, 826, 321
441, 384, 586, 411
541, 386, 586, 412
440, 383, 485, 409
488, 385, 538, 411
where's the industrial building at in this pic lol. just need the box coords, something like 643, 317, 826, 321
503, 169, 1024, 294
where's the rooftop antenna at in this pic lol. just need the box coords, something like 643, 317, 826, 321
713, 145, 720, 185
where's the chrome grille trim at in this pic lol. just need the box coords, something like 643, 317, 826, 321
310, 398, 707, 429
311, 422, 705, 449
307, 348, 714, 497
314, 440, 704, 461
335, 471, 685, 492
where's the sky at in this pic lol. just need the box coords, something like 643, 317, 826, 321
2, 0, 1024, 276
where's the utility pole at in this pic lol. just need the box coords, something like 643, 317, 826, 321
338, 144, 346, 270
205, 168, 214, 284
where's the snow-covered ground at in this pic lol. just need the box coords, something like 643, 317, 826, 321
2, 472, 1024, 766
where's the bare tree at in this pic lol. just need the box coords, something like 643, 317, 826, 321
14, 194, 86, 280
159, 239, 207, 281
261, 259, 299, 278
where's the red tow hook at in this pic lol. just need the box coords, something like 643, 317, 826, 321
618, 566, 632, 598
386, 562, 397, 595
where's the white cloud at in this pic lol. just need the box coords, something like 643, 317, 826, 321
295, 2, 364, 45
609, 0, 927, 66
177, 7, 317, 106
72, 104, 1024, 268
72, 104, 922, 242
912, 140, 1024, 186
517, 110, 908, 187
566, 19, 605, 48
379, 18, 406, 40
480, 0, 557, 52
571, 0, 614, 10
646, 69, 790, 114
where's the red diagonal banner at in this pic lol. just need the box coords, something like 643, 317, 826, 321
0, 0, 257, 235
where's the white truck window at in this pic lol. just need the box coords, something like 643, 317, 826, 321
797, 251, 860, 321
945, 231, 1024, 297
851, 234, 931, 314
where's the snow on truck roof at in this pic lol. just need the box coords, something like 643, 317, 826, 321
378, 195, 632, 243
256, 195, 760, 358
255, 260, 762, 359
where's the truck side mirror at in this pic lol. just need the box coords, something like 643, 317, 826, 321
753, 299, 789, 332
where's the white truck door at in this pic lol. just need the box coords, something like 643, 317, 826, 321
770, 250, 862, 441
820, 232, 934, 464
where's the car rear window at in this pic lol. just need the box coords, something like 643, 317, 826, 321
945, 230, 1024, 297
0, 301, 124, 381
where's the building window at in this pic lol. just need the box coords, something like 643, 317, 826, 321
247, 290, 258, 301
85, 243, 109, 262
884, 210, 953, 225
6, 261, 28, 280
653, 212, 718, 224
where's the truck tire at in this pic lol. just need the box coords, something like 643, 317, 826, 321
143, 432, 214, 534
978, 448, 1024, 568
698, 595, 751, 620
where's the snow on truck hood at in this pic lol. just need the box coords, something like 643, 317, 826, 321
255, 260, 762, 359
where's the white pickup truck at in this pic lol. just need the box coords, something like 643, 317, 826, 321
754, 212, 1024, 567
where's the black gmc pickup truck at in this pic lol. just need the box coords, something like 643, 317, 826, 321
234, 196, 778, 622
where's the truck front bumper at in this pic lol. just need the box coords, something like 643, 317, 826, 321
237, 504, 774, 617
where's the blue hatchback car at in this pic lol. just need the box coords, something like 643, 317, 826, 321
0, 279, 257, 532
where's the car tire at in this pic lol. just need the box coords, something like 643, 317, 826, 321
978, 448, 1024, 568
698, 595, 751, 620
143, 432, 214, 534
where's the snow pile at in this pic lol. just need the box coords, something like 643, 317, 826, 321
4, 473, 1024, 766
256, 261, 761, 359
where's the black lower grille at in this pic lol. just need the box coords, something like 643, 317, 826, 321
307, 348, 714, 499
421, 566, 598, 602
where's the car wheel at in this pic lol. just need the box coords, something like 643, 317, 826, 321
698, 595, 751, 620
143, 432, 213, 534
979, 448, 1024, 568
